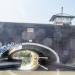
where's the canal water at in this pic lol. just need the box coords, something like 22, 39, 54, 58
0, 71, 75, 75
0, 70, 75, 75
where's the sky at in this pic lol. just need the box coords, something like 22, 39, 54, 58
0, 0, 75, 24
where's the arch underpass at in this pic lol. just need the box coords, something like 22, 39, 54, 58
8, 42, 60, 70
